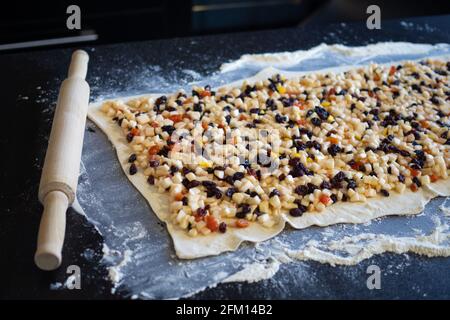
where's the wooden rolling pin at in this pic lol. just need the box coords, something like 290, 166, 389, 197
35, 50, 90, 271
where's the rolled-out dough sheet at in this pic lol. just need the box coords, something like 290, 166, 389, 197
88, 57, 450, 259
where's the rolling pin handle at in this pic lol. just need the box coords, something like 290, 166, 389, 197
35, 190, 69, 271
68, 50, 89, 80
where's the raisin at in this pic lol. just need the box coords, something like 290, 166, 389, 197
155, 95, 167, 105
307, 183, 318, 193
149, 160, 160, 167
431, 96, 440, 105
236, 210, 248, 219
275, 113, 287, 123
224, 176, 234, 185
314, 106, 329, 120
327, 144, 341, 156
269, 189, 280, 197
183, 179, 201, 189
412, 177, 422, 187
196, 207, 207, 217
189, 180, 201, 189
214, 189, 223, 199
126, 132, 134, 142
294, 185, 309, 196
311, 117, 322, 126
219, 222, 227, 233
225, 187, 236, 197
233, 172, 245, 181
332, 171, 345, 182
320, 181, 331, 190
330, 194, 338, 203
347, 179, 357, 189
193, 103, 203, 112
266, 98, 275, 109
129, 164, 137, 175
128, 153, 137, 163
289, 205, 306, 217
202, 181, 216, 188
161, 125, 176, 135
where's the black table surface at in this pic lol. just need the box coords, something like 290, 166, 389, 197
1, 15, 450, 300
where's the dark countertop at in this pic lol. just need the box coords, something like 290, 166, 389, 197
1, 15, 450, 300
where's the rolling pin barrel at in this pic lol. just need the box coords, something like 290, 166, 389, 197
35, 50, 90, 271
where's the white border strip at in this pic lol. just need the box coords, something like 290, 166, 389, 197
0, 34, 98, 51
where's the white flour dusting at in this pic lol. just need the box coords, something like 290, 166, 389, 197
49, 282, 63, 290
223, 259, 281, 283
221, 42, 449, 73
285, 221, 450, 267
223, 215, 450, 284
102, 244, 133, 288
440, 199, 450, 217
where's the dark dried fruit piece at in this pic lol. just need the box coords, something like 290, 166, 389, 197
219, 222, 227, 233
128, 153, 137, 163
289, 205, 306, 217
129, 164, 137, 175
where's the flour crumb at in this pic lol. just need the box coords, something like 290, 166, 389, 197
223, 259, 281, 283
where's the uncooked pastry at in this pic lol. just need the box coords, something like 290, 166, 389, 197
88, 57, 450, 259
